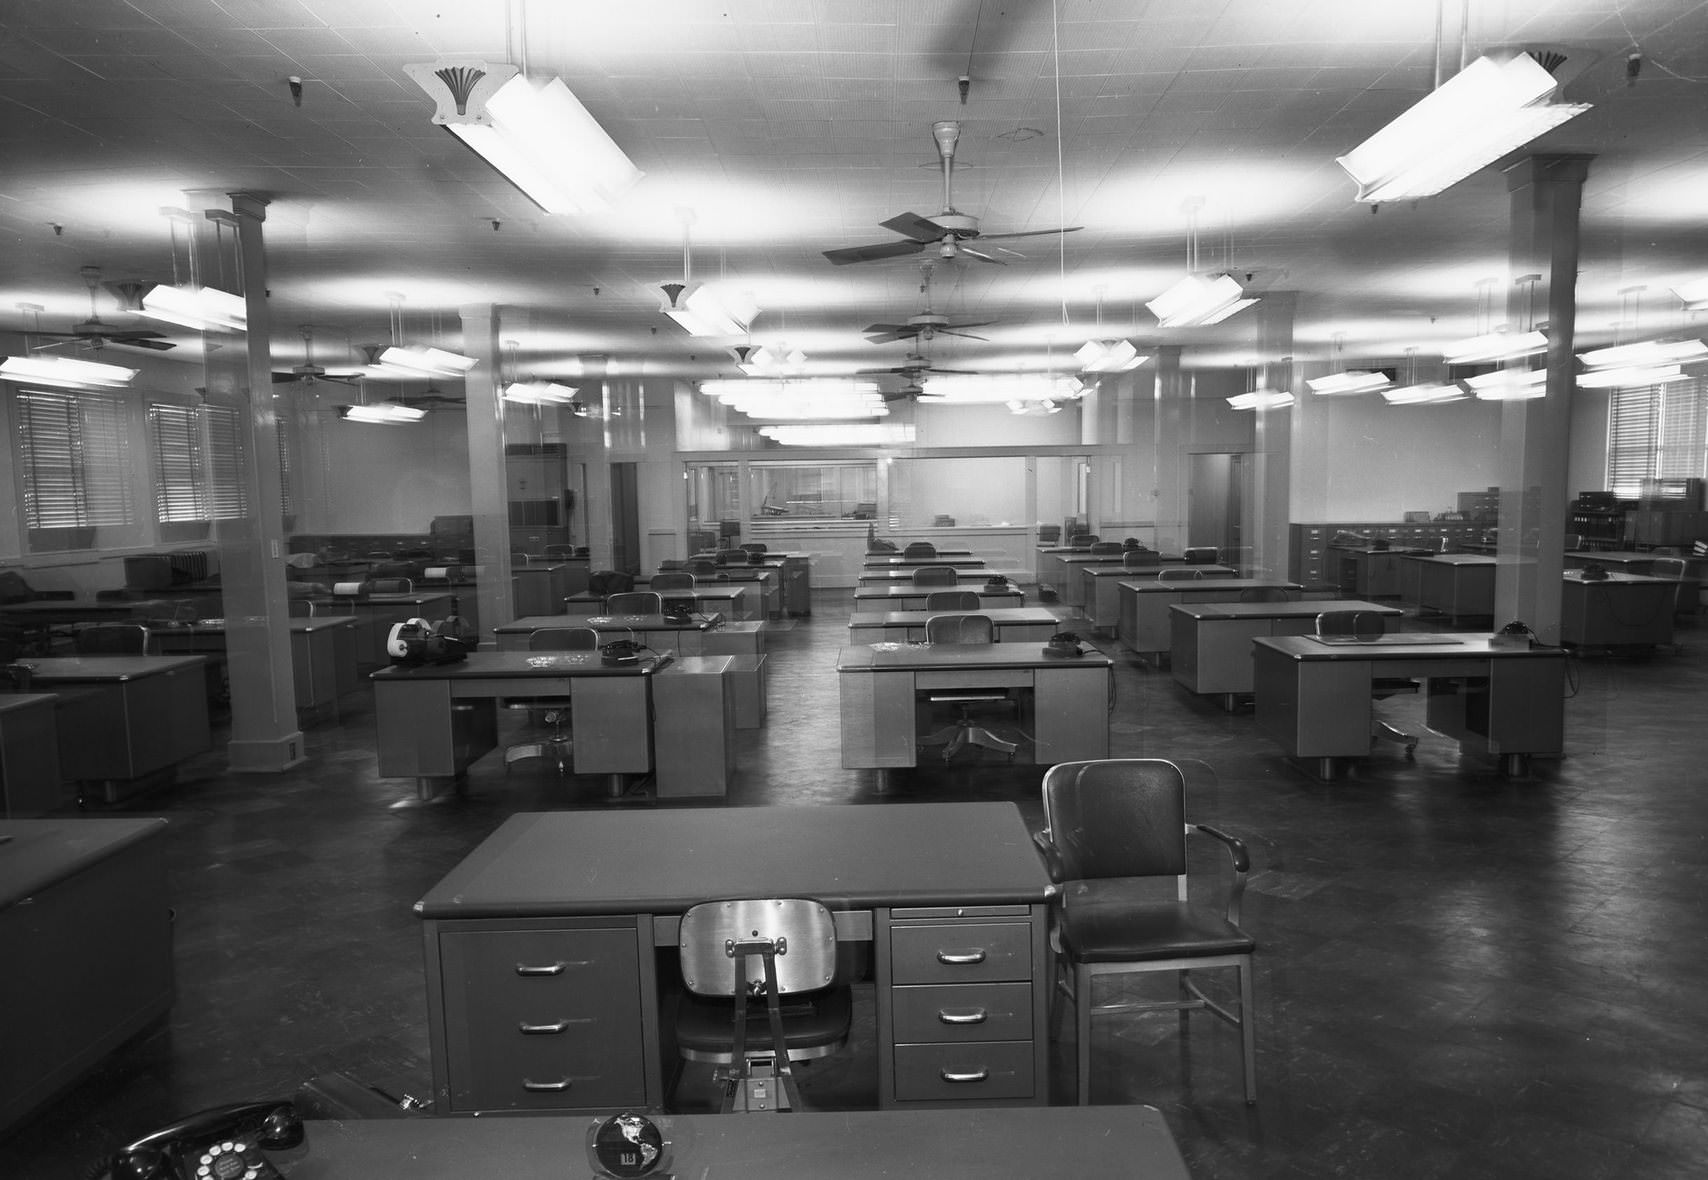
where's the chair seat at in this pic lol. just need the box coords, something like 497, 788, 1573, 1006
1058, 881, 1253, 962
675, 987, 853, 1058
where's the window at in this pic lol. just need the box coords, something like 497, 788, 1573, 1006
16, 387, 133, 530
147, 400, 251, 523
1607, 379, 1708, 497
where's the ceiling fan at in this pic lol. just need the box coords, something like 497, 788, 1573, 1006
824, 120, 1081, 266
272, 327, 361, 386
859, 350, 979, 401
32, 266, 174, 351
863, 263, 994, 344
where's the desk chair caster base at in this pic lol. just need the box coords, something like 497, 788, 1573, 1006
1371, 721, 1418, 757
715, 1060, 796, 1114
919, 725, 1018, 763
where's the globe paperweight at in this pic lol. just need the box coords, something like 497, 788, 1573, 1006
586, 1111, 671, 1178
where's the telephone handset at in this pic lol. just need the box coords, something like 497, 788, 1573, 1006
98, 1100, 303, 1180
1045, 631, 1086, 658
602, 639, 643, 666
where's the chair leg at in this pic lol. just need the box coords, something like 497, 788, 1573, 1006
963, 725, 1018, 757
1372, 719, 1418, 755
1238, 959, 1257, 1105
1076, 964, 1093, 1105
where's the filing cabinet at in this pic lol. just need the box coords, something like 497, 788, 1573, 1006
880, 909, 1041, 1105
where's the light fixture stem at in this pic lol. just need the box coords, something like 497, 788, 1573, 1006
1433, 0, 1444, 89
1459, 0, 1471, 72
1052, 0, 1068, 328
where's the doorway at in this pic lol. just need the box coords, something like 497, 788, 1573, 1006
610, 461, 640, 574
1188, 451, 1248, 560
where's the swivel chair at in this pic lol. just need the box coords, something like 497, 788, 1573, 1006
589, 570, 636, 599
1032, 759, 1257, 1105
606, 591, 663, 616
1239, 586, 1299, 603
1123, 551, 1162, 571
648, 572, 696, 617
902, 541, 937, 560
924, 590, 981, 611
910, 565, 959, 588
1182, 546, 1219, 564
1088, 541, 1123, 556
686, 558, 719, 579
674, 898, 853, 1113
504, 626, 599, 774
650, 571, 696, 591
1069, 533, 1099, 547
1314, 609, 1418, 756
1648, 557, 1694, 616
1156, 567, 1201, 582
917, 614, 1018, 761
73, 623, 154, 655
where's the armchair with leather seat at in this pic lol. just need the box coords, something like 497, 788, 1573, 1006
923, 590, 980, 611
901, 541, 937, 559
1315, 609, 1418, 756
1124, 550, 1162, 571
1032, 758, 1257, 1105
588, 570, 636, 600
1089, 541, 1123, 556
673, 897, 853, 1113
910, 565, 960, 588
916, 613, 1018, 762
1182, 546, 1219, 564
73, 623, 154, 655
1155, 567, 1201, 582
606, 591, 663, 616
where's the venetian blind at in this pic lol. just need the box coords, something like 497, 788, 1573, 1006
17, 388, 133, 528
148, 401, 207, 522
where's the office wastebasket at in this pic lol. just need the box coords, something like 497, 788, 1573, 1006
783, 555, 812, 616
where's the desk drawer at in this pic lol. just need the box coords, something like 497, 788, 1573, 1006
892, 982, 1032, 1043
893, 1040, 1034, 1102
890, 922, 1031, 985
915, 668, 1033, 691
439, 926, 646, 1111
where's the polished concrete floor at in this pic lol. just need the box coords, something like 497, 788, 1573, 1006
3, 589, 1706, 1179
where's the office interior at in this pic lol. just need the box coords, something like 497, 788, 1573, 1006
2, 2, 1708, 1178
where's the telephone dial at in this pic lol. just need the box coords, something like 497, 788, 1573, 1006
96, 1100, 303, 1180
1045, 631, 1086, 658
601, 639, 644, 666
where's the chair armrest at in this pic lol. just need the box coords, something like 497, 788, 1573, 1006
1193, 824, 1250, 873
34, 589, 76, 601
1030, 828, 1066, 883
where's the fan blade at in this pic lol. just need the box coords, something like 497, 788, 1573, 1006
879, 212, 950, 243
956, 247, 1008, 265
927, 366, 981, 375
862, 322, 916, 335
865, 329, 920, 344
939, 329, 990, 341
824, 240, 927, 266
975, 225, 1083, 242
112, 336, 174, 351
944, 321, 996, 330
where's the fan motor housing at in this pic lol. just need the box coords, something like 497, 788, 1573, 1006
931, 211, 980, 237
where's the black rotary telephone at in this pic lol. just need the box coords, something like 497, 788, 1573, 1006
95, 1100, 303, 1179
1046, 631, 1086, 658
1578, 562, 1610, 581
601, 638, 644, 666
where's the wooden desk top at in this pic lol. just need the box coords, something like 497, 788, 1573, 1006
837, 642, 1113, 672
1404, 553, 1498, 566
292, 1106, 1189, 1179
854, 585, 1023, 601
848, 607, 1060, 628
1253, 633, 1565, 662
1171, 599, 1399, 622
0, 818, 169, 910
1561, 570, 1673, 586
371, 650, 671, 682
862, 556, 988, 568
496, 613, 722, 636
1117, 574, 1269, 592
416, 802, 1052, 919
12, 654, 207, 682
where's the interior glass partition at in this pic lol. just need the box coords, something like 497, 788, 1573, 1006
748, 461, 877, 522
687, 461, 739, 552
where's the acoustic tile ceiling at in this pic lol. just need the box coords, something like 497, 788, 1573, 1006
2, 0, 1707, 389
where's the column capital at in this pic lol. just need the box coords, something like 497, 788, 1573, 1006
1504, 153, 1594, 191
228, 192, 271, 221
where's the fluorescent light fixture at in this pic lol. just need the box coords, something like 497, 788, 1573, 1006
138, 284, 246, 331
740, 345, 808, 377
1225, 389, 1294, 410
502, 380, 578, 405
1464, 368, 1547, 400
1307, 369, 1392, 396
1335, 54, 1592, 203
920, 374, 1086, 404
1577, 363, 1689, 389
661, 282, 757, 338
0, 354, 138, 389
1578, 338, 1708, 369
377, 345, 477, 378
1382, 383, 1466, 405
1442, 329, 1547, 365
1075, 339, 1149, 372
758, 423, 915, 447
700, 378, 886, 421
407, 61, 642, 216
1147, 274, 1258, 328
1673, 278, 1708, 311
341, 402, 426, 423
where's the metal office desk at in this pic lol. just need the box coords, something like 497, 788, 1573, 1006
372, 651, 728, 800
862, 555, 988, 570
847, 606, 1061, 643
856, 567, 993, 586
1559, 571, 1678, 648
415, 803, 1056, 1114
512, 563, 577, 617
1169, 599, 1402, 707
311, 591, 454, 667
0, 598, 171, 653
1333, 545, 1432, 597
640, 568, 780, 617
853, 584, 1024, 611
1566, 550, 1699, 615
1050, 554, 1129, 606
1403, 553, 1496, 621
866, 546, 974, 559
1114, 576, 1296, 655
836, 642, 1111, 780
151, 616, 361, 716
494, 612, 726, 656
1252, 633, 1565, 778
17, 655, 211, 801
288, 1105, 1190, 1178
0, 694, 64, 816
567, 584, 757, 621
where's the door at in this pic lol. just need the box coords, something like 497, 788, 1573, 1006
1188, 452, 1248, 559
610, 461, 641, 575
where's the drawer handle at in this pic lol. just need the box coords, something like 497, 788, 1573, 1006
517, 1019, 580, 1035
515, 961, 566, 976
938, 1068, 989, 1084
936, 949, 987, 965
522, 1077, 572, 1093
937, 1007, 989, 1025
